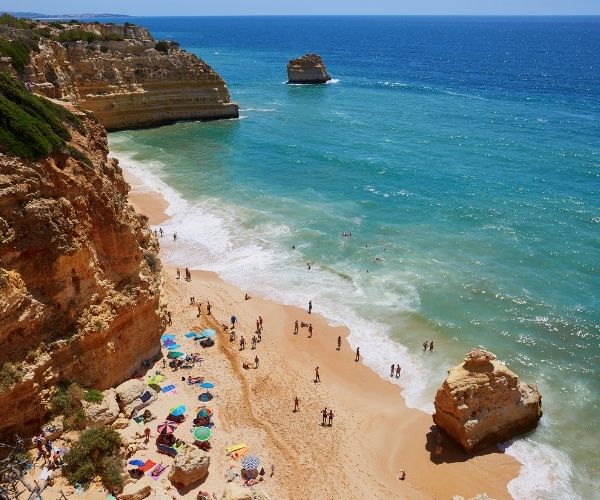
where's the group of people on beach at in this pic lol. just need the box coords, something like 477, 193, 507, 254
390, 364, 401, 378
423, 340, 434, 351
175, 267, 192, 281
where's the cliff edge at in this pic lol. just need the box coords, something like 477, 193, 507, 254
287, 53, 331, 84
0, 72, 164, 438
433, 349, 542, 452
1, 20, 239, 129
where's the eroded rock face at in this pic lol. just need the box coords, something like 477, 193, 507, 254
115, 379, 157, 417
82, 389, 119, 425
287, 54, 331, 84
169, 446, 210, 487
0, 108, 163, 438
433, 349, 542, 452
23, 22, 238, 129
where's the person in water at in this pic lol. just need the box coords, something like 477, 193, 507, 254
308, 300, 312, 314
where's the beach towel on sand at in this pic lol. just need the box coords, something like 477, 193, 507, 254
132, 415, 144, 424
161, 384, 176, 393
185, 332, 196, 338
226, 443, 246, 454
140, 391, 152, 403
231, 447, 249, 460
149, 463, 168, 480
138, 460, 156, 472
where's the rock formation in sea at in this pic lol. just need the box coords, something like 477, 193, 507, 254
1, 20, 239, 129
0, 75, 164, 437
287, 53, 331, 84
433, 348, 542, 452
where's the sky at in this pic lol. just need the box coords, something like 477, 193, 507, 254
3, 0, 600, 16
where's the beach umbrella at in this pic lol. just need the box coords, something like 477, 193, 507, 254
157, 421, 177, 435
192, 426, 212, 442
128, 459, 145, 467
199, 328, 216, 338
166, 344, 182, 351
200, 382, 214, 389
169, 405, 186, 417
242, 455, 260, 471
196, 406, 213, 418
167, 351, 184, 359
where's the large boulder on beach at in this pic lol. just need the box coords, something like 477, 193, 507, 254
82, 389, 119, 425
115, 379, 157, 417
287, 54, 331, 84
120, 483, 152, 500
433, 349, 542, 452
169, 446, 210, 487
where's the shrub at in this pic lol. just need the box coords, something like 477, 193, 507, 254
0, 39, 31, 73
0, 14, 33, 29
64, 426, 123, 489
102, 33, 124, 42
51, 381, 84, 417
100, 45, 109, 53
66, 144, 93, 167
56, 29, 101, 43
0, 362, 21, 393
143, 251, 159, 272
154, 40, 169, 53
0, 72, 82, 159
83, 388, 103, 403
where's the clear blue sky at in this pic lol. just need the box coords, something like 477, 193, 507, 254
3, 0, 600, 16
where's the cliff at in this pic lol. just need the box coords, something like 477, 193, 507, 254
0, 75, 164, 438
2, 20, 238, 129
287, 53, 331, 84
433, 349, 542, 452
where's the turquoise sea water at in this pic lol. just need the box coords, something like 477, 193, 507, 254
107, 17, 599, 499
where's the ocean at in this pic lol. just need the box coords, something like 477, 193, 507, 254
106, 16, 600, 499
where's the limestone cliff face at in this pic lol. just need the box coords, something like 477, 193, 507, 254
0, 107, 164, 437
287, 54, 331, 84
433, 349, 542, 452
24, 23, 238, 129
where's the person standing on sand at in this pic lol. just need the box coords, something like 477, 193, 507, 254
315, 366, 320, 383
159, 228, 163, 237
321, 407, 328, 425
429, 341, 434, 351
167, 311, 172, 325
308, 300, 312, 314
252, 335, 257, 349
190, 296, 195, 304
294, 396, 300, 412
294, 320, 299, 334
240, 336, 245, 350
328, 409, 334, 426
255, 356, 259, 369
144, 427, 151, 444
207, 301, 211, 315
231, 315, 237, 328
337, 336, 342, 350
396, 365, 401, 378
308, 324, 313, 338
176, 268, 180, 279
355, 347, 360, 362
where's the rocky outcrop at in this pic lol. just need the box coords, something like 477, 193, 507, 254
0, 104, 164, 438
433, 349, 542, 452
120, 483, 152, 500
287, 54, 331, 84
82, 389, 120, 425
115, 379, 157, 417
169, 446, 210, 487
16, 21, 238, 129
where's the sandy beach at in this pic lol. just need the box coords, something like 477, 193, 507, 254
119, 178, 521, 499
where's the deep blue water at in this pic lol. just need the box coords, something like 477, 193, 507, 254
105, 17, 600, 499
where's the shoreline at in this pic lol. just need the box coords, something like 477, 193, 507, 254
124, 164, 520, 498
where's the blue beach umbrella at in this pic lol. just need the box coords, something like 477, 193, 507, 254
169, 405, 186, 417
128, 459, 145, 467
200, 382, 214, 389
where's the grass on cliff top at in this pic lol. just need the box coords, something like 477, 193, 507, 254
64, 426, 123, 490
0, 13, 34, 29
0, 71, 83, 159
54, 29, 124, 43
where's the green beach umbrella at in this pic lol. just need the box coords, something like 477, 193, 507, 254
168, 351, 184, 359
192, 426, 212, 442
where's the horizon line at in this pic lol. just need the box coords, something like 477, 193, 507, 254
9, 13, 600, 18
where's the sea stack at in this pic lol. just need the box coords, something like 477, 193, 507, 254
433, 348, 542, 452
287, 53, 331, 84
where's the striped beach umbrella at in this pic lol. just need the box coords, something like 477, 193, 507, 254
196, 406, 213, 418
157, 421, 177, 435
242, 455, 260, 470
192, 426, 212, 442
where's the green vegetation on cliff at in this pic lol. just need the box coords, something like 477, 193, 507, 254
0, 38, 31, 73
0, 72, 82, 159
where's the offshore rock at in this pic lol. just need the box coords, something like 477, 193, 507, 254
0, 105, 164, 438
433, 349, 542, 452
287, 53, 331, 84
19, 21, 239, 129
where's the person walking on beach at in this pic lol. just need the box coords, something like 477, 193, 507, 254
144, 427, 151, 443
294, 320, 299, 334
337, 336, 342, 351
255, 356, 259, 369
423, 341, 428, 351
429, 341, 434, 351
259, 316, 263, 330
176, 268, 180, 279
166, 311, 172, 325
197, 304, 202, 317
240, 336, 245, 350
328, 409, 334, 426
396, 365, 401, 378
231, 315, 237, 328
294, 396, 300, 412
256, 318, 260, 333
186, 268, 191, 281
257, 329, 262, 342
308, 300, 312, 314
252, 335, 257, 349
207, 301, 212, 315
390, 364, 395, 377
315, 366, 321, 383
308, 324, 313, 338
321, 407, 328, 426
190, 296, 195, 304
355, 347, 360, 362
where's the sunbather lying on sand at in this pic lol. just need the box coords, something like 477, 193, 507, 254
188, 376, 204, 385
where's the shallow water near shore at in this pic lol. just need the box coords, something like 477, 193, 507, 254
107, 16, 599, 499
